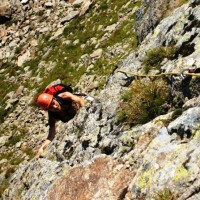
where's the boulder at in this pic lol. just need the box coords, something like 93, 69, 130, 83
0, 0, 11, 23
17, 50, 31, 66
79, 0, 93, 16
47, 156, 134, 200
60, 10, 79, 25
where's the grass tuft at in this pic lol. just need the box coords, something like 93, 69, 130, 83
143, 46, 177, 73
153, 189, 178, 200
117, 79, 170, 126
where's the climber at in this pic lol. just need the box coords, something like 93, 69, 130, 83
35, 85, 86, 159
180, 64, 200, 79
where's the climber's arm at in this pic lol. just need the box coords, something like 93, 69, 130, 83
59, 92, 86, 107
35, 117, 56, 159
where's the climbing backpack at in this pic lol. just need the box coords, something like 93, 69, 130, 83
42, 83, 73, 96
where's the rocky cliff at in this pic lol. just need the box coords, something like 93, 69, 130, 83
1, 0, 200, 199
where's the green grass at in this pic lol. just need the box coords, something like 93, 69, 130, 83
0, 145, 34, 197
117, 79, 170, 126
0, 152, 14, 165
143, 46, 177, 73
0, 62, 20, 123
22, 147, 35, 159
101, 19, 138, 49
4, 126, 27, 147
4, 134, 25, 147
10, 157, 24, 165
0, 158, 20, 198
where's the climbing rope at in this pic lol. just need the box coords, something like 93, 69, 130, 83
117, 68, 200, 79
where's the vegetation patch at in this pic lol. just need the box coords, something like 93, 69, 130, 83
0, 166, 15, 198
0, 145, 33, 197
153, 189, 178, 200
117, 79, 170, 126
0, 151, 17, 198
138, 169, 154, 190
162, 0, 190, 18
101, 19, 138, 49
173, 166, 191, 182
5, 133, 25, 147
22, 0, 140, 98
4, 126, 27, 146
0, 62, 20, 122
171, 108, 183, 120
22, 147, 35, 159
143, 46, 177, 73
193, 124, 200, 139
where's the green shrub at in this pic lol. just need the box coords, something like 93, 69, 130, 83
117, 79, 170, 126
143, 46, 177, 73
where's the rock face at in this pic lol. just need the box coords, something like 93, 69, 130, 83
0, 0, 11, 21
1, 0, 200, 199
135, 0, 192, 44
47, 156, 134, 200
0, 0, 23, 24
3, 158, 69, 200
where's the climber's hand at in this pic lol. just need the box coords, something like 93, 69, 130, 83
35, 147, 44, 159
